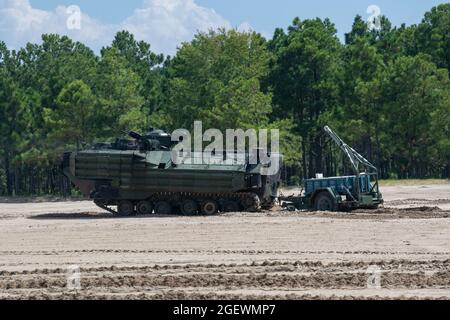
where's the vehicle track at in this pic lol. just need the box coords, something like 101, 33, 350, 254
2, 249, 450, 257
1, 260, 449, 300
1, 184, 450, 300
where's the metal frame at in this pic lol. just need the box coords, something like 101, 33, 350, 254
279, 126, 383, 211
323, 126, 380, 201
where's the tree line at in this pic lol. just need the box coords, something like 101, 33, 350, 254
0, 4, 449, 196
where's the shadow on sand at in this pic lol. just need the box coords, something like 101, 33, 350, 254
28, 211, 196, 220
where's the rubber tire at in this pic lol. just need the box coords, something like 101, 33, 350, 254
154, 201, 172, 215
181, 200, 198, 215
118, 200, 134, 216
314, 192, 335, 211
201, 200, 219, 215
136, 201, 153, 215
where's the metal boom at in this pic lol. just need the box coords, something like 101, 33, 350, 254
323, 126, 377, 175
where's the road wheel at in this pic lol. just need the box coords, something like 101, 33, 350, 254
314, 192, 335, 211
118, 200, 134, 216
221, 201, 240, 213
201, 200, 219, 215
136, 201, 153, 215
154, 201, 172, 215
181, 200, 198, 215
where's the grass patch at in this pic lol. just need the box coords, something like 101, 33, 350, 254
379, 179, 450, 186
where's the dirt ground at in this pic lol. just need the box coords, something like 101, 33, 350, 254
0, 184, 449, 300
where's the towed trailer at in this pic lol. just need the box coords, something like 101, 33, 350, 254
279, 126, 383, 212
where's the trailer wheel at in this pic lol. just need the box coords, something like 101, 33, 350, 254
314, 192, 335, 211
287, 204, 297, 212
118, 200, 134, 216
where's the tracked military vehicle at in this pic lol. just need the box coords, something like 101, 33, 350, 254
61, 129, 281, 216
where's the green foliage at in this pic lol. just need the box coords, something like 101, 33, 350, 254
166, 29, 273, 130
0, 64, 32, 194
381, 54, 450, 177
108, 31, 165, 116
95, 47, 145, 135
0, 4, 449, 196
415, 4, 450, 70
0, 167, 6, 195
267, 17, 342, 177
44, 80, 96, 152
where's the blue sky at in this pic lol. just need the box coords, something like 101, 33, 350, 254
195, 0, 447, 35
29, 0, 446, 34
2, 0, 447, 54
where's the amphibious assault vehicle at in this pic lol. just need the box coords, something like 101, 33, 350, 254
61, 129, 281, 216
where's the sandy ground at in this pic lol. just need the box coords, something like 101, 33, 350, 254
0, 184, 449, 300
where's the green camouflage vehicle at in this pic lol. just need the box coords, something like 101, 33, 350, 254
61, 129, 281, 216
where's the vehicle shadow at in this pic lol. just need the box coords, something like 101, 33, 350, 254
0, 197, 87, 204
28, 212, 199, 220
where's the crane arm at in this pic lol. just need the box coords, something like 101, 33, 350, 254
323, 126, 377, 175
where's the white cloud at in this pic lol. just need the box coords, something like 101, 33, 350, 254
0, 0, 234, 54
0, 0, 113, 51
122, 0, 231, 54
